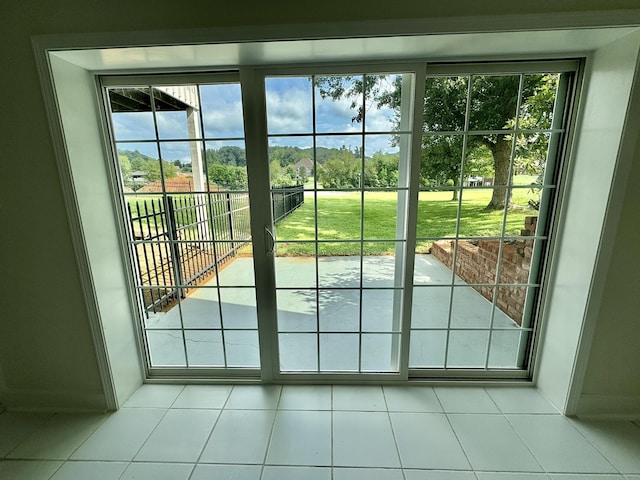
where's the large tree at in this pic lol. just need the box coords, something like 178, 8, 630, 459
317, 73, 557, 210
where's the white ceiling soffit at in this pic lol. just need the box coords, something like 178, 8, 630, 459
51, 28, 636, 71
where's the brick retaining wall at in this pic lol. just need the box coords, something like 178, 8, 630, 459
430, 217, 537, 326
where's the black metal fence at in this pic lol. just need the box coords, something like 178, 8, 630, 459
127, 186, 303, 311
272, 184, 304, 222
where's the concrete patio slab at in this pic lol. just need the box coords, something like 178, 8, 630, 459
144, 255, 524, 371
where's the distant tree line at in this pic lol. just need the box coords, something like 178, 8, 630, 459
119, 145, 404, 190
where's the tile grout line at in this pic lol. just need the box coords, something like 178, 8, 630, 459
258, 385, 283, 480
442, 413, 477, 476
501, 413, 552, 477
189, 385, 234, 474
482, 386, 503, 414
381, 386, 407, 480
4, 412, 56, 460
431, 387, 482, 480
559, 415, 626, 476
121, 386, 186, 467
330, 385, 334, 480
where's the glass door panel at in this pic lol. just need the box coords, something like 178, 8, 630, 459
409, 69, 572, 373
265, 72, 414, 375
107, 79, 260, 372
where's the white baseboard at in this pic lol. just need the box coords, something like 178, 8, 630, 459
2, 387, 108, 413
576, 394, 640, 419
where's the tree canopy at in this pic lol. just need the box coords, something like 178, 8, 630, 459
316, 73, 558, 209
118, 149, 178, 187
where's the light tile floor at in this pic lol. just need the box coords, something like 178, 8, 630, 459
2, 384, 640, 480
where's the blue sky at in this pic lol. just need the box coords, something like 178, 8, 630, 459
112, 75, 402, 163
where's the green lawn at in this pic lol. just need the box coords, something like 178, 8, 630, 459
275, 181, 540, 256
123, 176, 542, 256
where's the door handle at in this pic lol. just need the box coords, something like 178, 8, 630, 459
265, 226, 275, 256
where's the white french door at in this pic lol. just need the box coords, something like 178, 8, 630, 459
102, 60, 576, 381
251, 66, 423, 379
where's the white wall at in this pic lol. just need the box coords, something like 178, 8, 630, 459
535, 30, 640, 415
2, 0, 640, 411
48, 55, 144, 408
576, 131, 640, 417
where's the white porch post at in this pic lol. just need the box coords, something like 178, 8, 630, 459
187, 105, 211, 242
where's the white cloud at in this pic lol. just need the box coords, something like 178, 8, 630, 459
200, 84, 245, 138
156, 111, 188, 139
112, 112, 155, 141
266, 87, 313, 134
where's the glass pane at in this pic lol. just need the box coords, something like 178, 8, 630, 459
266, 77, 313, 135
518, 74, 560, 131
319, 290, 359, 332
361, 290, 395, 332
155, 110, 188, 140
413, 251, 455, 286
116, 143, 160, 191
411, 286, 451, 328
316, 136, 362, 189
141, 292, 178, 327
495, 286, 532, 327
415, 190, 459, 242
362, 247, 399, 287
318, 245, 360, 288
216, 249, 254, 286
201, 83, 245, 138
165, 201, 208, 246
363, 191, 397, 240
220, 288, 257, 329
316, 191, 360, 241
315, 75, 364, 134
452, 239, 499, 285
156, 142, 193, 192
229, 194, 252, 242
320, 334, 359, 371
458, 188, 507, 238
361, 333, 398, 372
205, 141, 248, 191
185, 330, 224, 367
364, 135, 403, 188
143, 289, 181, 329
275, 247, 316, 288
225, 330, 260, 367
279, 333, 318, 371
180, 287, 221, 328
109, 86, 156, 140
495, 241, 534, 285
423, 76, 468, 132
469, 75, 520, 131
488, 329, 529, 368
364, 74, 404, 133
449, 286, 495, 329
269, 137, 315, 186
515, 133, 550, 185
147, 330, 186, 367
505, 194, 541, 236
421, 134, 464, 189
277, 290, 317, 332
275, 192, 314, 242
111, 111, 157, 141
463, 140, 495, 188
409, 330, 446, 368
446, 330, 490, 368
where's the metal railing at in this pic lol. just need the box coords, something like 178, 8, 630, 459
127, 186, 303, 311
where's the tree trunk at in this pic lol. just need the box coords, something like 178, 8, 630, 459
486, 135, 513, 210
